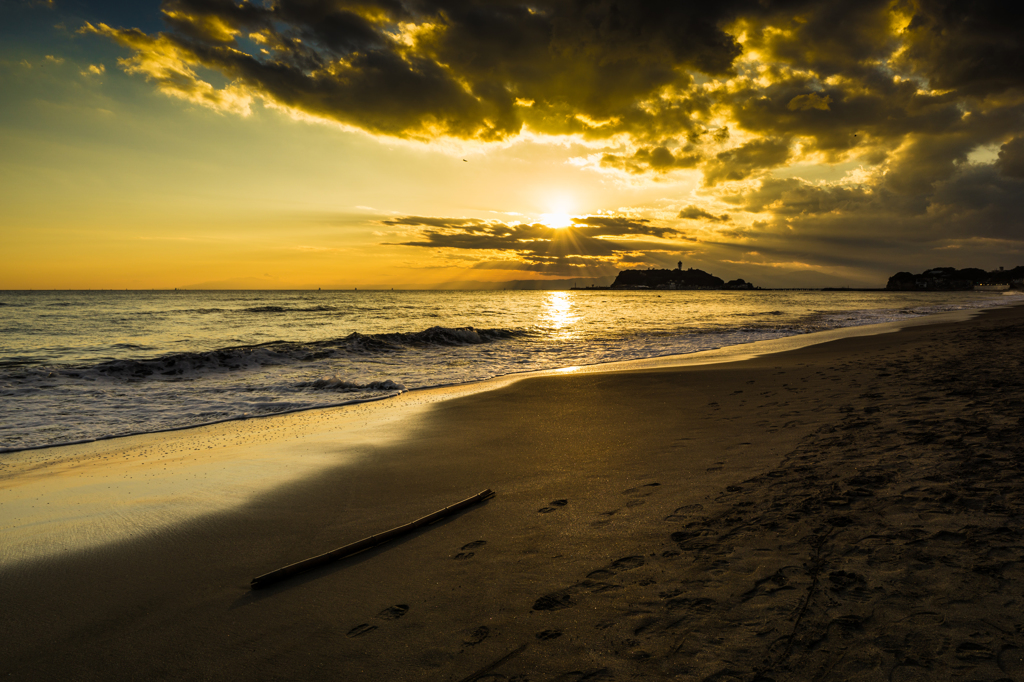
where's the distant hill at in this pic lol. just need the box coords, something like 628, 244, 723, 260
886, 266, 1024, 291
611, 268, 756, 290
439, 276, 616, 290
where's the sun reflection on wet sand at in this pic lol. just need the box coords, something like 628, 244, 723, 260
0, 402, 427, 565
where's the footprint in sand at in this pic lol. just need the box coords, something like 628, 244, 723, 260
536, 629, 563, 641
454, 540, 487, 559
664, 503, 704, 522
591, 484, 659, 517
954, 641, 994, 661
377, 604, 409, 620
462, 625, 490, 646
346, 604, 409, 637
998, 646, 1024, 677
534, 556, 646, 611
581, 557, 634, 581
622, 483, 660, 496
539, 499, 569, 513
533, 593, 575, 611
608, 555, 645, 571
346, 623, 377, 638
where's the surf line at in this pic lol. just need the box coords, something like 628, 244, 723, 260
250, 489, 496, 589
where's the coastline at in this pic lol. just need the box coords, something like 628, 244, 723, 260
2, 303, 1023, 679
3, 294, 1014, 458
3, 289, 1018, 455
1, 303, 1004, 563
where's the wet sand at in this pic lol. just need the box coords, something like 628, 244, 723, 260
2, 304, 1023, 680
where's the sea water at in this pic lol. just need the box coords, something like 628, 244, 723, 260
1, 288, 1019, 452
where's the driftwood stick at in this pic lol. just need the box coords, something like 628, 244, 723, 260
456, 643, 528, 682
250, 488, 495, 590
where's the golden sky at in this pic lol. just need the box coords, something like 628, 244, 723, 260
2, 0, 1023, 289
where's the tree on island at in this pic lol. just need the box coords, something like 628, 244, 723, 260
886, 266, 1024, 290
611, 267, 756, 290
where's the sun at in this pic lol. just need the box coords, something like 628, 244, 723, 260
541, 212, 574, 229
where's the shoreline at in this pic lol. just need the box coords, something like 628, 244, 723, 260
1, 303, 1019, 564
2, 296, 1017, 458
2, 303, 1024, 679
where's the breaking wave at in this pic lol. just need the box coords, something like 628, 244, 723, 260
297, 377, 407, 392
5, 326, 531, 383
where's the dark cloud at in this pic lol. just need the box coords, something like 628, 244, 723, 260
897, 0, 1024, 97
715, 162, 1024, 278
380, 213, 687, 273
85, 0, 1024, 277
86, 0, 782, 142
679, 206, 729, 222
88, 2, 1024, 180
600, 145, 701, 174
570, 214, 678, 238
723, 74, 964, 157
737, 1, 897, 80
702, 138, 790, 186
730, 177, 876, 215
996, 137, 1024, 179
927, 164, 1024, 242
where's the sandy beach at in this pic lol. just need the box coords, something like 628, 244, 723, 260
3, 303, 1024, 681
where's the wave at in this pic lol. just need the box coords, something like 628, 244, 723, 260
233, 305, 355, 314
241, 306, 289, 313
297, 377, 407, 392
130, 305, 348, 317
737, 310, 786, 317
343, 325, 526, 350
5, 326, 530, 382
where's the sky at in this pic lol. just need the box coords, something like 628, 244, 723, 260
2, 0, 1023, 289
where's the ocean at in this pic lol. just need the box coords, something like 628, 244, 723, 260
1, 288, 1019, 452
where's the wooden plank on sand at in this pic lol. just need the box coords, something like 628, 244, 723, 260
250, 488, 496, 590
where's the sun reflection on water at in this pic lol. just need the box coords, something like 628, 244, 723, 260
540, 291, 579, 339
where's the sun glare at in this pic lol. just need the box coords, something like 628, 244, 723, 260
541, 212, 574, 229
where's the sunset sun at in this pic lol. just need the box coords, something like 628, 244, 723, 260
541, 212, 574, 229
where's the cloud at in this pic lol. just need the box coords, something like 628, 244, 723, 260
600, 145, 701, 174
80, 0, 1024, 280
714, 163, 1024, 278
787, 93, 831, 112
702, 138, 791, 186
87, 3, 1024, 169
84, 0, 757, 143
81, 22, 253, 115
895, 0, 1024, 97
996, 137, 1024, 179
679, 206, 729, 222
734, 177, 874, 215
380, 213, 688, 274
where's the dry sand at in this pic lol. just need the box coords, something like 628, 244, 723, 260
2, 304, 1023, 681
